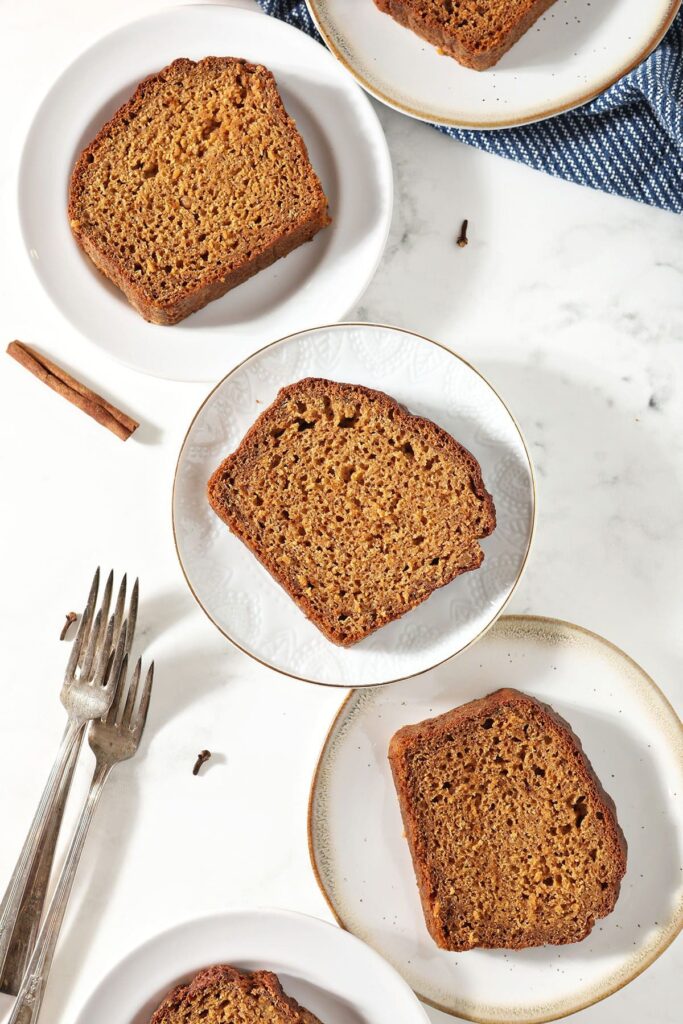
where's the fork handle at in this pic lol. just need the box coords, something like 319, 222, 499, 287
0, 722, 83, 980
0, 733, 83, 995
8, 762, 112, 1024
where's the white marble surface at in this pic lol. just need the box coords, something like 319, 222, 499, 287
0, 1, 681, 1022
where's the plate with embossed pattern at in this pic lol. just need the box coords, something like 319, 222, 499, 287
173, 323, 535, 686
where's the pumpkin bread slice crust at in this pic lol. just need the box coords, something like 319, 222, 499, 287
69, 57, 330, 324
389, 688, 627, 950
207, 378, 496, 646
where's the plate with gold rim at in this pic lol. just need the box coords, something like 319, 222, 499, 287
307, 614, 683, 1022
172, 323, 535, 687
305, 0, 680, 129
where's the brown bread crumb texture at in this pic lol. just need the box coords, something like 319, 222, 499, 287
389, 689, 627, 950
207, 378, 496, 646
373, 0, 558, 70
69, 57, 330, 324
150, 965, 322, 1024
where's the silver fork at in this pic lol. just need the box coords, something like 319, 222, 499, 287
7, 653, 154, 1024
0, 568, 136, 985
0, 571, 138, 994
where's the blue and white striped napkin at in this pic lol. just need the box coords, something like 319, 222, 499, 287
258, 2, 683, 213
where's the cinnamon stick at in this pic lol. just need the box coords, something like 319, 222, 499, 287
7, 341, 138, 441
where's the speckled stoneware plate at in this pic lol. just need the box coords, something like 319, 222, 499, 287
18, 5, 392, 382
173, 323, 535, 687
306, 0, 680, 129
71, 909, 430, 1024
308, 615, 683, 1022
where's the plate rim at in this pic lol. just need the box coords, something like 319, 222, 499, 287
171, 321, 537, 688
16, 3, 393, 382
305, 0, 682, 130
71, 906, 431, 1024
306, 612, 683, 1022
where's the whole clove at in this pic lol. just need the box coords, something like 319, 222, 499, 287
60, 612, 78, 641
193, 750, 212, 776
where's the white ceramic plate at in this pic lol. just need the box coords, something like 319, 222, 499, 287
18, 6, 392, 382
308, 615, 683, 1023
72, 908, 430, 1024
173, 323, 535, 687
306, 0, 680, 129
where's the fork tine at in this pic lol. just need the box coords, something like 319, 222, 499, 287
63, 567, 100, 683
133, 661, 154, 737
124, 579, 139, 659
112, 574, 127, 645
100, 619, 127, 718
121, 658, 142, 728
88, 572, 126, 685
79, 608, 102, 680
78, 570, 113, 672
108, 620, 128, 687
95, 570, 114, 652
64, 626, 86, 686
92, 612, 116, 688
101, 651, 117, 724
104, 652, 129, 725
77, 581, 105, 673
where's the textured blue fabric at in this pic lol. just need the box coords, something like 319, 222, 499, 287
258, 2, 683, 212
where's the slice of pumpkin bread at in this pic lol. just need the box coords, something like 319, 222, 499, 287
207, 378, 496, 646
373, 0, 558, 70
150, 965, 322, 1024
389, 689, 627, 950
69, 57, 330, 324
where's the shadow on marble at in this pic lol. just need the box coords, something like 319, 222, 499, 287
145, 641, 239, 731
131, 418, 164, 447
193, 750, 227, 775
103, 578, 241, 733
45, 767, 140, 1023
352, 114, 485, 332
477, 358, 683, 657
135, 587, 196, 649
